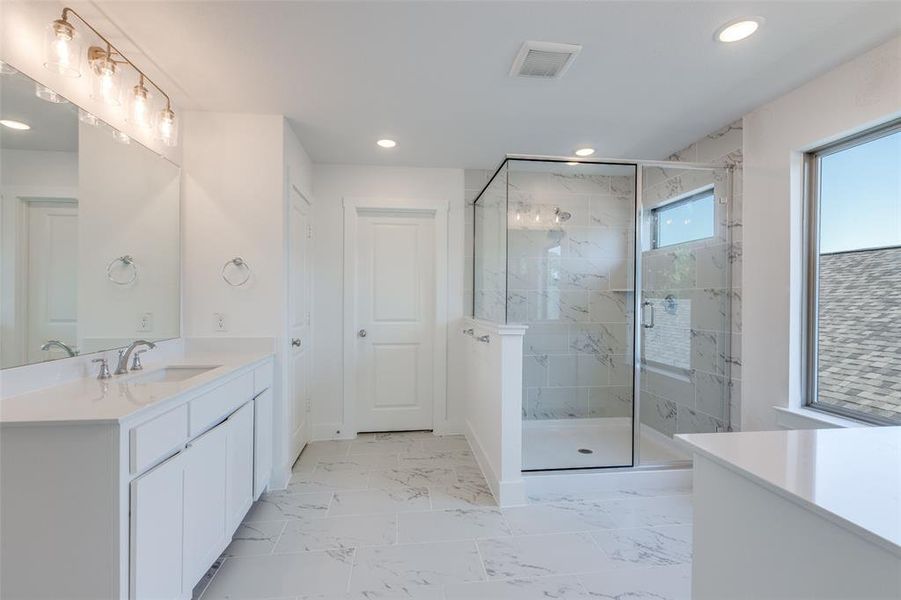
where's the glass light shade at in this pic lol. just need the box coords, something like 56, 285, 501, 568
156, 108, 178, 147
44, 19, 81, 77
111, 128, 130, 144
35, 83, 67, 104
78, 108, 99, 126
90, 53, 123, 107
127, 83, 154, 131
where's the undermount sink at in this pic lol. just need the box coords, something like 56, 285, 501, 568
128, 365, 220, 384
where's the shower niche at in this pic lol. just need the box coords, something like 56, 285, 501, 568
473, 157, 734, 471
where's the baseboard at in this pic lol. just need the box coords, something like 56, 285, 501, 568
523, 465, 692, 500
463, 419, 527, 507
433, 417, 464, 436
464, 419, 501, 501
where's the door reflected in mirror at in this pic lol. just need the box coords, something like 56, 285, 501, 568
0, 66, 180, 369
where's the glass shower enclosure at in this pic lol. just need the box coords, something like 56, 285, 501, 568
473, 157, 734, 471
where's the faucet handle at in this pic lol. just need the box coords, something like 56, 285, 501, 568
91, 358, 112, 380
131, 349, 147, 371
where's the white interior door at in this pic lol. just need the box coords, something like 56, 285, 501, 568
354, 210, 435, 432
25, 200, 78, 362
288, 187, 312, 461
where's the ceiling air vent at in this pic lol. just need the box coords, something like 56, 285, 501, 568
510, 41, 582, 79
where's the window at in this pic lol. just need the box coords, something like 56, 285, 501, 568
651, 188, 715, 248
805, 121, 901, 424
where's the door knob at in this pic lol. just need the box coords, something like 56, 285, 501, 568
291, 338, 302, 347
358, 329, 367, 338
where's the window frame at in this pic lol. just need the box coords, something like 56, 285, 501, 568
650, 186, 716, 249
803, 119, 901, 425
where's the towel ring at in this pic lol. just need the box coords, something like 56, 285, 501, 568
222, 257, 251, 287
107, 255, 137, 285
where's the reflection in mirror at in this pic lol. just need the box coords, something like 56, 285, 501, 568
0, 67, 180, 369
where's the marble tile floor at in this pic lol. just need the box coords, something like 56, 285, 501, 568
195, 431, 693, 600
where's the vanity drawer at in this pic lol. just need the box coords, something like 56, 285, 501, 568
189, 373, 254, 437
130, 404, 189, 475
254, 361, 273, 395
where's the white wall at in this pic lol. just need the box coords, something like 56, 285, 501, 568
182, 112, 286, 338
0, 0, 180, 163
311, 164, 465, 438
742, 36, 901, 431
182, 111, 314, 487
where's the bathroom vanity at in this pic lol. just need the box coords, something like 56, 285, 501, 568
0, 353, 274, 600
677, 427, 901, 600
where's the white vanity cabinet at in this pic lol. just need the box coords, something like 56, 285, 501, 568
0, 355, 274, 600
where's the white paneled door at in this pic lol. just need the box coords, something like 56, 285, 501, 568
26, 200, 78, 362
354, 210, 436, 432
288, 186, 313, 462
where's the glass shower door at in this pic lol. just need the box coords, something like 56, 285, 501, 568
509, 160, 638, 470
638, 165, 733, 465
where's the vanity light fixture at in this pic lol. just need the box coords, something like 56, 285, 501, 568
35, 83, 67, 104
715, 17, 764, 43
574, 147, 595, 157
127, 75, 153, 130
0, 119, 31, 131
43, 7, 179, 146
44, 15, 81, 77
377, 139, 397, 148
89, 45, 123, 107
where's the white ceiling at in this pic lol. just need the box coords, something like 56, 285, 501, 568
97, 1, 901, 168
1, 70, 78, 152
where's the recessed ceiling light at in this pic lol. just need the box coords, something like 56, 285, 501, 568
715, 17, 764, 43
377, 139, 397, 149
574, 147, 595, 157
0, 119, 30, 130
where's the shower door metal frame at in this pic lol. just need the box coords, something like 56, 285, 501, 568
472, 154, 733, 471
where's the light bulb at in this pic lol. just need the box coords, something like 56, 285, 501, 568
156, 108, 178, 147
90, 48, 122, 107
128, 81, 153, 130
515, 212, 521, 221
534, 213, 540, 222
43, 19, 81, 77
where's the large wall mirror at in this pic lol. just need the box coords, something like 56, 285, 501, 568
1, 66, 180, 369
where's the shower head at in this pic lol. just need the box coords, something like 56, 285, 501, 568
554, 208, 572, 222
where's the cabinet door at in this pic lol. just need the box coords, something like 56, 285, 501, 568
130, 452, 184, 600
183, 421, 228, 590
226, 401, 255, 534
253, 388, 273, 498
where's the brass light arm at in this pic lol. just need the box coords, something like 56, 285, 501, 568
60, 6, 172, 109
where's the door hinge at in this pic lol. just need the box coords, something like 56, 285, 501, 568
306, 311, 311, 326
306, 225, 313, 239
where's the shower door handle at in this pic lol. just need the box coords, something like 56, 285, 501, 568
641, 301, 655, 329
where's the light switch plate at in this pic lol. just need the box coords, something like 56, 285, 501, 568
214, 312, 228, 332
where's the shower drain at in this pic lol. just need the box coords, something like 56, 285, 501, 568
578, 448, 594, 454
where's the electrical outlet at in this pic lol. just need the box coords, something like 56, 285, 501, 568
213, 312, 228, 332
138, 312, 153, 332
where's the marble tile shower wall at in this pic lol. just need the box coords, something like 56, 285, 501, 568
506, 170, 635, 422
640, 121, 743, 435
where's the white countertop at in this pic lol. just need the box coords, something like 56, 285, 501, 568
677, 427, 901, 554
0, 352, 273, 425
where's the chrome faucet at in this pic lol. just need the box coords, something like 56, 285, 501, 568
41, 340, 77, 357
115, 340, 156, 375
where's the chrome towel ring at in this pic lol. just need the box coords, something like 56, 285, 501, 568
107, 255, 137, 285
222, 257, 251, 287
